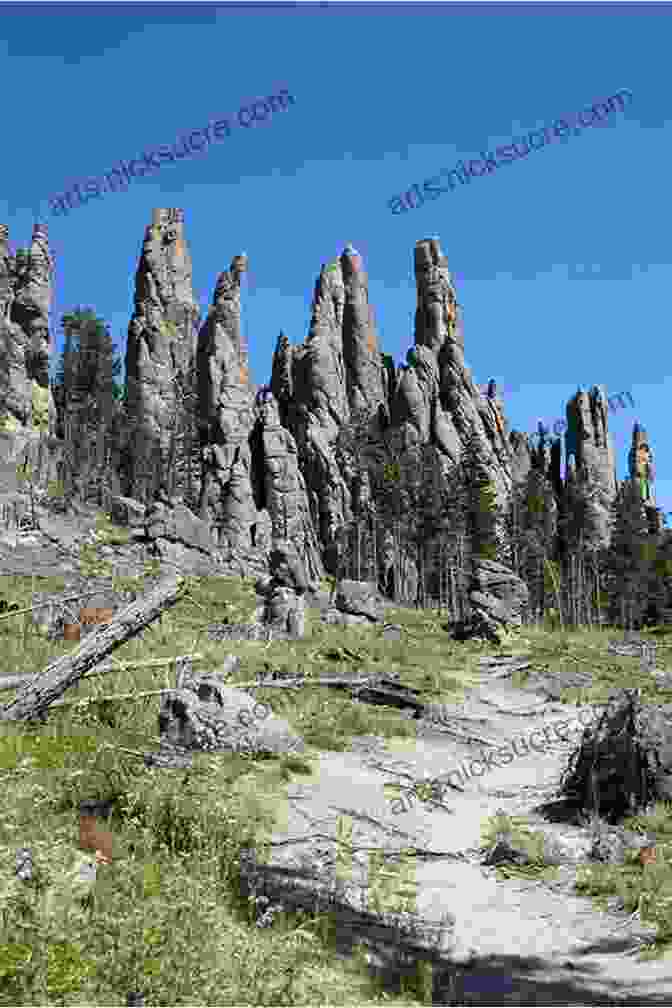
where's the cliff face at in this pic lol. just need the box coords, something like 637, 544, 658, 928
0, 223, 55, 434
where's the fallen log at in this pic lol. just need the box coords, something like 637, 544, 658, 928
0, 653, 207, 694
0, 573, 186, 721
229, 673, 430, 716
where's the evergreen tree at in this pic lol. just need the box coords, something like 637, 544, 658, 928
459, 427, 501, 563
607, 479, 653, 630
50, 308, 125, 508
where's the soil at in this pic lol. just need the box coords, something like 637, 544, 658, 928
242, 636, 672, 1005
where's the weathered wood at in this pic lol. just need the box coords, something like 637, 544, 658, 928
0, 590, 106, 623
49, 687, 176, 711
0, 653, 207, 693
230, 673, 428, 716
0, 573, 186, 721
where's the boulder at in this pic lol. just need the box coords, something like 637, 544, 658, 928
253, 542, 313, 638
156, 658, 305, 757
334, 580, 385, 623
110, 495, 146, 528
145, 500, 215, 554
268, 540, 314, 593
468, 559, 529, 643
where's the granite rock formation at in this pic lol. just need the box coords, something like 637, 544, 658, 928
144, 498, 223, 576
253, 540, 316, 638
124, 208, 201, 500
333, 579, 385, 625
257, 391, 322, 582
195, 250, 321, 580
563, 386, 618, 550
4, 207, 665, 635
156, 656, 305, 757
468, 559, 530, 644
0, 223, 56, 435
271, 245, 387, 551
629, 423, 655, 507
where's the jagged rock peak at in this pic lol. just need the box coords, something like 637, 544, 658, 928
564, 384, 617, 548
338, 244, 386, 416
629, 424, 655, 505
270, 330, 293, 421
137, 208, 200, 322
196, 248, 260, 554
0, 221, 55, 433
413, 237, 459, 356
566, 386, 614, 461
124, 208, 201, 497
204, 252, 250, 390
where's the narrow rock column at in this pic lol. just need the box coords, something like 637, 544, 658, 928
564, 385, 618, 549
629, 423, 655, 506
124, 208, 200, 501
0, 222, 56, 435
197, 254, 256, 549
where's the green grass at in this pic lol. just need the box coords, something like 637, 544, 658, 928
574, 800, 672, 960
4, 540, 672, 1000
479, 811, 560, 883
0, 554, 482, 1006
482, 624, 672, 958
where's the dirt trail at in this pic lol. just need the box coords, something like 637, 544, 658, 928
244, 660, 672, 1004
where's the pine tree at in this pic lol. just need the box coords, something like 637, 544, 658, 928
607, 479, 653, 630
50, 308, 124, 508
459, 428, 501, 563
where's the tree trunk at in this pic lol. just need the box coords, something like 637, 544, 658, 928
0, 573, 186, 721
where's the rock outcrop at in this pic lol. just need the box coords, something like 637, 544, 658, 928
0, 222, 56, 435
333, 579, 385, 625
3, 207, 663, 633
195, 253, 321, 579
629, 422, 655, 507
467, 559, 530, 643
271, 245, 387, 550
124, 208, 201, 500
563, 386, 618, 549
144, 498, 223, 576
254, 539, 316, 638
155, 655, 305, 757
257, 391, 322, 582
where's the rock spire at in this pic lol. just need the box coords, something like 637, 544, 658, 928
124, 208, 201, 498
0, 221, 55, 434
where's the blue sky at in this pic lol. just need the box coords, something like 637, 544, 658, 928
2, 2, 670, 521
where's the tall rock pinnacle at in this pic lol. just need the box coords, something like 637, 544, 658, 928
124, 208, 201, 497
564, 385, 617, 548
197, 252, 254, 544
270, 245, 388, 546
340, 243, 386, 416
195, 254, 320, 574
0, 221, 55, 434
391, 238, 514, 556
629, 422, 655, 506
